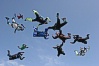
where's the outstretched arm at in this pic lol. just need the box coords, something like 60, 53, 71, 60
18, 52, 24, 54
60, 42, 63, 48
38, 23, 43, 26
18, 46, 21, 49
21, 24, 25, 28
14, 28, 17, 33
52, 35, 58, 39
59, 30, 62, 35
53, 47, 57, 49
70, 39, 77, 44
5, 17, 10, 22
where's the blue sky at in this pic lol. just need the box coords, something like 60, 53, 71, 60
0, 0, 99, 66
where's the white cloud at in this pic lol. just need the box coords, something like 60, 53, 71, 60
0, 63, 4, 66
0, 60, 25, 66
7, 61, 25, 66
39, 55, 65, 66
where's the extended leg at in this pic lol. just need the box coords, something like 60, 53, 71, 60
7, 50, 11, 57
74, 50, 79, 56
5, 17, 12, 26
47, 13, 60, 30
18, 52, 25, 60
60, 18, 67, 28
33, 10, 40, 18
83, 34, 90, 40
81, 34, 90, 44
25, 18, 34, 22
14, 28, 17, 33
48, 26, 55, 30
57, 52, 60, 57
12, 17, 16, 23
20, 56, 25, 60
56, 13, 60, 26
45, 17, 51, 22
85, 34, 90, 40
62, 51, 65, 55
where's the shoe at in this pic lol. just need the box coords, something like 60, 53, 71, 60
33, 10, 38, 14
24, 19, 26, 21
12, 17, 15, 19
23, 57, 25, 59
22, 15, 23, 19
7, 22, 9, 24
87, 34, 90, 36
62, 18, 66, 21
68, 33, 71, 35
56, 13, 59, 17
5, 17, 9, 20
7, 50, 10, 52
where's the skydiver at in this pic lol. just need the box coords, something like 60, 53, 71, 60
70, 34, 90, 44
33, 26, 49, 39
48, 13, 67, 30
53, 42, 65, 57
52, 30, 71, 43
7, 50, 25, 60
25, 10, 51, 26
33, 26, 49, 36
74, 46, 90, 56
5, 17, 25, 33
17, 13, 23, 19
18, 44, 28, 50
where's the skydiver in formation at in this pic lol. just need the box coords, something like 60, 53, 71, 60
7, 50, 25, 60
18, 44, 28, 50
33, 26, 49, 39
53, 42, 65, 57
25, 10, 51, 26
70, 34, 90, 44
17, 13, 23, 19
74, 46, 90, 56
5, 16, 25, 33
52, 30, 71, 43
48, 13, 67, 30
